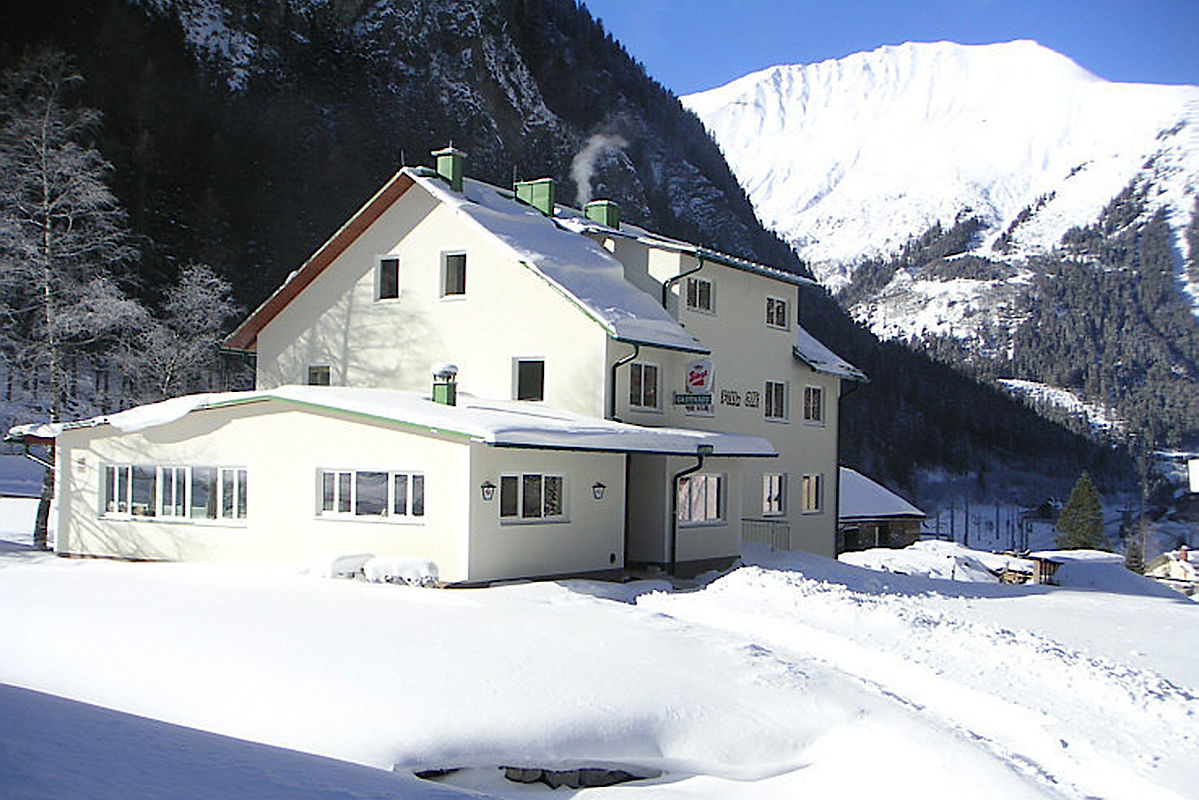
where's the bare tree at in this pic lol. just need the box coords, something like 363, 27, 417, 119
124, 263, 241, 401
0, 48, 144, 549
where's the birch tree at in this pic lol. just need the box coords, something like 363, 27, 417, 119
0, 48, 144, 549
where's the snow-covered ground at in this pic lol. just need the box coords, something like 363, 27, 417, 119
1, 499, 1195, 800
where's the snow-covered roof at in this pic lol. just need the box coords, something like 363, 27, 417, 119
838, 467, 924, 521
9, 387, 777, 457
409, 170, 706, 353
795, 327, 867, 381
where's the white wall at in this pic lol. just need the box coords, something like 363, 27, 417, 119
255, 185, 611, 418
56, 401, 474, 579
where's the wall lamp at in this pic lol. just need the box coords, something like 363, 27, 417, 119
480, 480, 496, 502
592, 481, 607, 500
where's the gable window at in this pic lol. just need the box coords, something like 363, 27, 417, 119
378, 256, 400, 300
801, 473, 823, 513
515, 359, 545, 401
764, 380, 789, 421
629, 362, 660, 409
319, 469, 425, 519
766, 296, 789, 329
499, 473, 566, 521
763, 473, 787, 516
307, 365, 331, 386
803, 385, 825, 424
441, 252, 467, 296
678, 473, 724, 525
685, 276, 714, 313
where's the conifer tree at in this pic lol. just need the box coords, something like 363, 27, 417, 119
1055, 471, 1109, 550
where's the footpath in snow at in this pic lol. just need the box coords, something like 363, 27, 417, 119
0, 499, 1194, 800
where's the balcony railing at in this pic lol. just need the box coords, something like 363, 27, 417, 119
742, 518, 790, 550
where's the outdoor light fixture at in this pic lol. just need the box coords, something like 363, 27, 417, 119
592, 481, 606, 500
480, 480, 496, 502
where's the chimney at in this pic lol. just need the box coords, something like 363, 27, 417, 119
514, 178, 555, 216
584, 199, 620, 229
431, 363, 458, 406
431, 146, 466, 192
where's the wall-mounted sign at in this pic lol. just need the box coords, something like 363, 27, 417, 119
674, 392, 713, 407
682, 358, 714, 416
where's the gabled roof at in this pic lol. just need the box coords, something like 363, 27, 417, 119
9, 386, 777, 457
795, 326, 867, 381
839, 467, 924, 521
224, 167, 707, 354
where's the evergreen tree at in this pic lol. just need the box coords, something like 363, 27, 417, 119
1055, 471, 1109, 550
0, 48, 144, 549
1123, 518, 1147, 574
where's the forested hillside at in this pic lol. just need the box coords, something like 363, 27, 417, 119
0, 0, 1129, 501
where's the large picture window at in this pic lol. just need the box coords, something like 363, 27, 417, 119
103, 464, 247, 522
499, 473, 565, 521
319, 469, 425, 519
678, 473, 724, 525
629, 362, 660, 409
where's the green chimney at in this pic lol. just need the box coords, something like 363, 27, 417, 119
431, 146, 466, 192
584, 200, 620, 229
431, 363, 458, 406
514, 178, 555, 216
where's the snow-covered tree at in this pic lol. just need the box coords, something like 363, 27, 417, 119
1055, 471, 1109, 550
122, 263, 241, 401
0, 48, 145, 549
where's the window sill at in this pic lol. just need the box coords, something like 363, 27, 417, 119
764, 416, 790, 424
499, 517, 570, 526
315, 514, 426, 525
684, 306, 716, 317
628, 405, 663, 414
439, 293, 467, 302
679, 519, 727, 528
100, 514, 247, 528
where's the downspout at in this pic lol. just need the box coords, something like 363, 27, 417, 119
669, 444, 714, 575
608, 342, 639, 421
661, 254, 705, 310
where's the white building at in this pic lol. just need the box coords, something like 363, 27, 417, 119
14, 147, 864, 583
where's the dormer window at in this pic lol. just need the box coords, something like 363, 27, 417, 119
378, 256, 400, 300
685, 276, 714, 313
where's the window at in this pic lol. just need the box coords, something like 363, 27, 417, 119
629, 362, 659, 409
378, 256, 400, 300
442, 252, 466, 296
766, 296, 789, 329
319, 469, 424, 519
763, 473, 787, 516
102, 464, 246, 522
764, 380, 789, 421
803, 385, 824, 424
801, 473, 823, 513
678, 473, 724, 525
515, 359, 545, 401
499, 473, 565, 521
307, 365, 331, 386
685, 276, 714, 313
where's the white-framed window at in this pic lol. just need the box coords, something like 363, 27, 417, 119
766, 296, 789, 329
678, 473, 724, 525
685, 276, 714, 313
514, 358, 545, 401
441, 252, 466, 297
307, 365, 331, 386
499, 473, 566, 522
764, 380, 789, 421
801, 473, 823, 514
318, 469, 425, 519
763, 472, 787, 516
102, 464, 247, 522
377, 256, 400, 300
803, 385, 825, 424
629, 362, 660, 409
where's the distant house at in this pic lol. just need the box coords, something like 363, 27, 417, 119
836, 467, 924, 553
1144, 547, 1197, 596
10, 147, 863, 582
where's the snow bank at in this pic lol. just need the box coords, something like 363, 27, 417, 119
838, 540, 1025, 582
362, 556, 439, 587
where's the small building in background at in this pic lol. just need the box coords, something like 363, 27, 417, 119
837, 467, 925, 553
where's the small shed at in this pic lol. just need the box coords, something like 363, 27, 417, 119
837, 467, 925, 553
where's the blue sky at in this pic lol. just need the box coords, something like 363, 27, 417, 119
580, 0, 1199, 95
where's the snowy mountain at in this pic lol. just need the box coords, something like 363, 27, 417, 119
684, 41, 1199, 448
683, 40, 1199, 290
